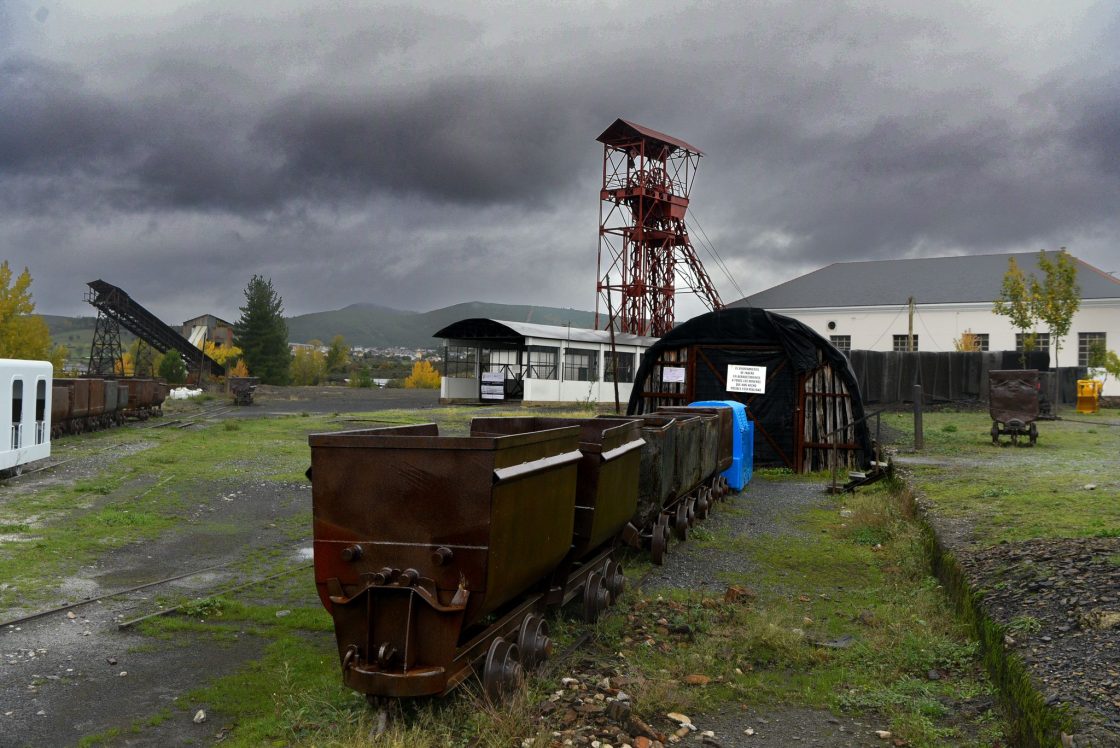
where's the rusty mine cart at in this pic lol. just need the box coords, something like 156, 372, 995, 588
989, 369, 1040, 446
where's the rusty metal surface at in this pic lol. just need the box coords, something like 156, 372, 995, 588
601, 414, 679, 530
653, 411, 706, 493
470, 417, 643, 558
989, 370, 1040, 425
229, 377, 259, 406
657, 405, 733, 473
308, 421, 582, 697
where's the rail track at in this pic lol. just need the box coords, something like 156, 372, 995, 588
0, 549, 313, 632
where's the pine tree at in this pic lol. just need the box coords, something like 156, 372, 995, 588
234, 276, 290, 385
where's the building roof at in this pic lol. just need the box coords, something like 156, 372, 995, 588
434, 318, 658, 348
183, 313, 235, 328
596, 118, 704, 156
730, 252, 1120, 309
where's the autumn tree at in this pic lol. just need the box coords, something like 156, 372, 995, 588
992, 256, 1039, 367
404, 360, 440, 389
234, 276, 290, 385
0, 261, 68, 367
203, 340, 244, 368
953, 329, 981, 352
1031, 249, 1080, 409
290, 343, 326, 386
158, 350, 188, 384
325, 335, 349, 378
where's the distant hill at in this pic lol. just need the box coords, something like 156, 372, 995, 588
286, 302, 597, 348
44, 303, 598, 352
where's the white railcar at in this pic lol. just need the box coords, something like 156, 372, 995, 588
0, 359, 52, 475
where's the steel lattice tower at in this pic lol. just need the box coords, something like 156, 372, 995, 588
87, 307, 123, 376
595, 119, 722, 337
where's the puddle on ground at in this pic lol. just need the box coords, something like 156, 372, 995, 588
296, 547, 314, 561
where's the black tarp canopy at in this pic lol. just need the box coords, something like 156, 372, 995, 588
627, 307, 873, 470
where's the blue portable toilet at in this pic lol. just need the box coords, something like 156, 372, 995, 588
689, 400, 753, 491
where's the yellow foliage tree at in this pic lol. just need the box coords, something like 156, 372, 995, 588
115, 351, 135, 377
290, 344, 327, 385
228, 359, 250, 377
953, 329, 982, 352
404, 360, 440, 389
203, 340, 244, 366
0, 261, 69, 367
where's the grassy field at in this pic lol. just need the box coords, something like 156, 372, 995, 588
882, 408, 1119, 544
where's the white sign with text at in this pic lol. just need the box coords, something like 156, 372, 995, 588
662, 366, 686, 383
726, 364, 766, 394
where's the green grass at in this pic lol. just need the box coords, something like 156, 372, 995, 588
886, 410, 1120, 544
0, 413, 358, 611
592, 480, 1006, 748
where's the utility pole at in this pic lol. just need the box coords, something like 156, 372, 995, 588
907, 296, 915, 352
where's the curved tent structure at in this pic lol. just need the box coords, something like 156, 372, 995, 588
627, 307, 873, 472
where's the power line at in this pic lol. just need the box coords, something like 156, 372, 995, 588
688, 210, 746, 300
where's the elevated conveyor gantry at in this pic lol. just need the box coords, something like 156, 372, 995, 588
85, 279, 225, 377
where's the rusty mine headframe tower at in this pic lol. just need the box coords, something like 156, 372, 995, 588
595, 119, 723, 338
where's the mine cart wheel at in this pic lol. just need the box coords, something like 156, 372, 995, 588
651, 517, 669, 565
990, 423, 1000, 445
483, 638, 524, 702
1029, 422, 1038, 446
517, 615, 552, 669
674, 502, 689, 541
686, 496, 698, 527
583, 572, 611, 623
696, 487, 711, 520
603, 560, 626, 602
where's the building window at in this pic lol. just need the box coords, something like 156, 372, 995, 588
603, 352, 635, 383
443, 345, 477, 378
481, 347, 519, 380
526, 346, 558, 380
829, 335, 851, 354
892, 334, 918, 352
1079, 332, 1107, 367
10, 378, 22, 450
1015, 332, 1050, 353
562, 348, 598, 382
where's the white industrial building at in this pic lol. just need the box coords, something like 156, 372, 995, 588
729, 252, 1120, 395
434, 319, 656, 406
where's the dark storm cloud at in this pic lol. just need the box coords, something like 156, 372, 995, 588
1, 1, 1118, 320
256, 81, 591, 206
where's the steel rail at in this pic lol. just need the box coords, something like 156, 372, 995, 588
116, 563, 313, 630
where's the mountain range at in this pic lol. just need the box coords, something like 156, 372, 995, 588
45, 302, 597, 351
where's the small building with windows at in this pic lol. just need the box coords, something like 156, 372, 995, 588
434, 319, 657, 406
728, 251, 1120, 395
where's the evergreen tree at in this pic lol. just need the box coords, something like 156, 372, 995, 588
158, 350, 188, 384
234, 276, 290, 385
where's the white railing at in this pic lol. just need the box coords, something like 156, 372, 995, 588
36, 420, 46, 445
10, 423, 22, 450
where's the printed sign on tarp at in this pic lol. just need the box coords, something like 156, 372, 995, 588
726, 364, 766, 394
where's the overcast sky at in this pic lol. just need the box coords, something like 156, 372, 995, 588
2, 1, 1117, 324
